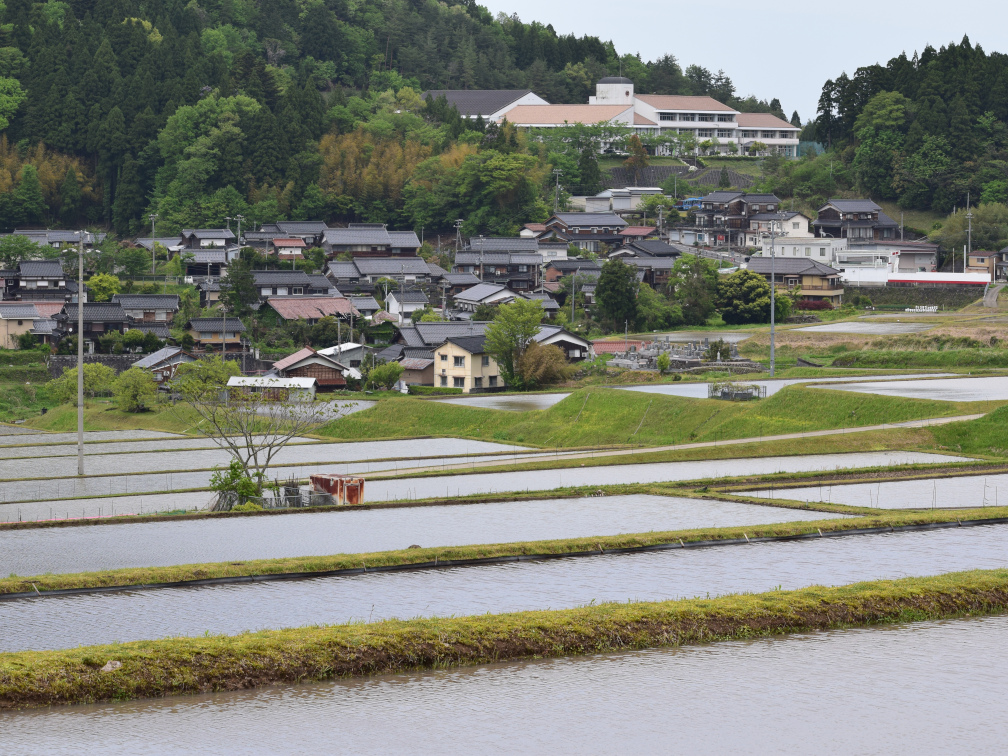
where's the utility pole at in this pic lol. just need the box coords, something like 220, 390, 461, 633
769, 211, 786, 377
235, 214, 244, 269
966, 193, 973, 274
553, 168, 563, 212
478, 236, 484, 282
454, 219, 464, 254
148, 213, 158, 274
571, 267, 580, 324
221, 303, 226, 359
77, 233, 84, 476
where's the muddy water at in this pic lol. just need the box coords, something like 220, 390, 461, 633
743, 472, 1008, 509
368, 451, 964, 501
0, 524, 1003, 653
0, 496, 845, 577
3, 616, 1001, 754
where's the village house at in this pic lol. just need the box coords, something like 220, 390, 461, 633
743, 211, 813, 247
452, 250, 541, 291
11, 260, 75, 302
54, 303, 131, 352
10, 229, 105, 249
272, 346, 350, 391
198, 280, 220, 309
543, 212, 628, 252
0, 303, 40, 348
533, 325, 592, 361
694, 192, 783, 247
453, 282, 519, 313
265, 296, 359, 326
347, 295, 381, 319
543, 259, 602, 284
184, 249, 229, 278
271, 237, 307, 261
317, 342, 370, 372
186, 317, 246, 350
252, 270, 317, 300
433, 335, 500, 392
813, 199, 899, 241
246, 220, 329, 249
386, 290, 430, 323
745, 257, 844, 305
181, 228, 236, 250
111, 294, 180, 324
399, 356, 435, 386
321, 225, 421, 258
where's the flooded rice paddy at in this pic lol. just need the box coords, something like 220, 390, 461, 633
367, 451, 963, 501
3, 615, 1001, 754
0, 495, 845, 577
1, 523, 1003, 653
743, 472, 1008, 509
794, 321, 934, 335
434, 393, 571, 411
621, 373, 951, 398
820, 375, 1008, 402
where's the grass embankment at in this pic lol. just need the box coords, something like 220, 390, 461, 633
0, 350, 58, 423
23, 401, 200, 434
3, 569, 1007, 709
832, 349, 1008, 369
319, 385, 993, 448
3, 507, 1006, 596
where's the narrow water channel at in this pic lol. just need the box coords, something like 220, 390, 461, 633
1, 615, 1004, 754
0, 495, 844, 576
0, 524, 1003, 653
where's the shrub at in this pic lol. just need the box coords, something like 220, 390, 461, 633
17, 332, 37, 350
113, 367, 158, 412
367, 360, 404, 390
231, 501, 263, 512
47, 363, 117, 404
795, 299, 834, 311
516, 342, 574, 387
407, 385, 463, 396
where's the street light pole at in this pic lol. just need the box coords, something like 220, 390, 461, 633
966, 193, 972, 274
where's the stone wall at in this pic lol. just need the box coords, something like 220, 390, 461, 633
47, 354, 143, 378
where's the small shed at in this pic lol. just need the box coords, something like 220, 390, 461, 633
226, 375, 317, 401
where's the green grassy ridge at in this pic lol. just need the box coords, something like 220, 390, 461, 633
930, 404, 1008, 458
832, 349, 1008, 368
3, 570, 1007, 709
24, 401, 200, 434
317, 386, 985, 448
3, 507, 1005, 595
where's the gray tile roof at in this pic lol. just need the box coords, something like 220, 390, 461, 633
454, 251, 541, 266
441, 335, 487, 354
455, 283, 512, 302
30, 318, 56, 335
422, 89, 536, 116
467, 237, 539, 252
326, 261, 360, 279
348, 296, 380, 311
628, 240, 682, 257
128, 323, 171, 339
353, 257, 431, 276
397, 321, 490, 347
133, 346, 186, 369
252, 270, 314, 286
182, 228, 236, 240
389, 290, 430, 304
552, 212, 628, 228
702, 191, 745, 203
276, 221, 329, 236
749, 211, 804, 221
188, 249, 227, 264
187, 317, 247, 333
822, 199, 882, 213
746, 257, 841, 276
112, 294, 180, 310
0, 303, 40, 319
134, 237, 183, 251
444, 272, 481, 285
324, 227, 392, 246
307, 274, 338, 292
545, 259, 601, 272
388, 230, 421, 248
18, 260, 65, 278
739, 194, 781, 204
57, 303, 129, 322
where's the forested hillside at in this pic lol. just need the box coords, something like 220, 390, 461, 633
813, 37, 1008, 213
0, 0, 786, 236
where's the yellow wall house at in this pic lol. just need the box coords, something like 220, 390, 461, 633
186, 317, 246, 351
0, 303, 39, 348
746, 257, 844, 305
433, 335, 501, 393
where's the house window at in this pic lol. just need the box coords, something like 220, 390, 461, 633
820, 248, 827, 257
453, 377, 465, 388
717, 130, 732, 138
261, 287, 271, 296
474, 377, 482, 388
792, 222, 800, 230
717, 115, 734, 122
482, 355, 490, 367
698, 114, 714, 122
453, 356, 465, 367
680, 114, 695, 122
292, 287, 303, 295
440, 354, 447, 361
697, 129, 713, 137
805, 248, 811, 257
489, 376, 497, 387
761, 131, 777, 139
440, 376, 447, 387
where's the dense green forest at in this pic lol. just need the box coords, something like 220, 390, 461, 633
0, 0, 790, 236
812, 37, 1008, 214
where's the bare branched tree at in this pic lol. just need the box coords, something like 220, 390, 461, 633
172, 359, 328, 489
263, 39, 287, 66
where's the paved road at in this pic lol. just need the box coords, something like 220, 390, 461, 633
984, 283, 1004, 308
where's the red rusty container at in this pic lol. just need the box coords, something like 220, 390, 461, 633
310, 474, 365, 505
